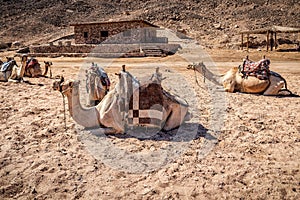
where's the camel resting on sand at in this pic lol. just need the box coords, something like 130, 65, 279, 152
0, 58, 24, 82
187, 59, 292, 96
85, 63, 110, 106
23, 55, 52, 78
53, 66, 190, 134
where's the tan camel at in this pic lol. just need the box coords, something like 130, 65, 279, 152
187, 61, 289, 95
23, 56, 52, 78
8, 55, 27, 82
85, 63, 110, 106
43, 61, 53, 78
53, 67, 189, 133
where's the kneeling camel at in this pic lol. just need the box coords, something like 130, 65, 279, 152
53, 67, 189, 133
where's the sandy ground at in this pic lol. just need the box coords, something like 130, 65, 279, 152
0, 49, 299, 199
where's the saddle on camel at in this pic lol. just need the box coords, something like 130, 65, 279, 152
25, 57, 41, 77
239, 57, 270, 80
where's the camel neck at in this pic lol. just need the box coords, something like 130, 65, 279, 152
195, 65, 222, 86
65, 83, 101, 128
19, 60, 26, 78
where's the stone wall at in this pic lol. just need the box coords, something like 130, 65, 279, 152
72, 20, 165, 44
28, 42, 180, 58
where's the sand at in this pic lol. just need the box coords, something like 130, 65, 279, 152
0, 50, 299, 199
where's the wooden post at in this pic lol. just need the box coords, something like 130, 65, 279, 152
266, 31, 269, 51
274, 32, 277, 49
270, 32, 274, 51
246, 34, 249, 51
241, 33, 244, 50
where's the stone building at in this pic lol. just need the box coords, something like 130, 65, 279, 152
25, 20, 181, 57
70, 20, 167, 44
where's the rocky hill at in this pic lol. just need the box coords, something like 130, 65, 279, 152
1, 0, 299, 48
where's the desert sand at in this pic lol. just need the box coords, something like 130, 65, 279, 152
0, 49, 299, 199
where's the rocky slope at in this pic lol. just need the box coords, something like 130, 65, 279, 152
0, 0, 299, 48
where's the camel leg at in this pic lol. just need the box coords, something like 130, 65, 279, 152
263, 75, 284, 95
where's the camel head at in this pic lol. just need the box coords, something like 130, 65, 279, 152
52, 76, 73, 95
187, 62, 205, 70
21, 54, 28, 62
8, 59, 18, 68
44, 61, 52, 66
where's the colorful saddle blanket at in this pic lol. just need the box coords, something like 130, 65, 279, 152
240, 58, 270, 80
26, 58, 39, 69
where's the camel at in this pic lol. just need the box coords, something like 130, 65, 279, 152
187, 59, 291, 95
23, 55, 52, 78
53, 66, 190, 134
0, 58, 22, 82
43, 61, 53, 78
85, 63, 110, 106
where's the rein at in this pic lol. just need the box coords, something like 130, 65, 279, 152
61, 92, 67, 130
193, 65, 205, 89
58, 81, 71, 130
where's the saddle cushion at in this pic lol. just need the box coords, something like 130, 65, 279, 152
241, 59, 270, 80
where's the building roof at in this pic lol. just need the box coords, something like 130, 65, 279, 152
240, 25, 300, 34
70, 20, 159, 28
